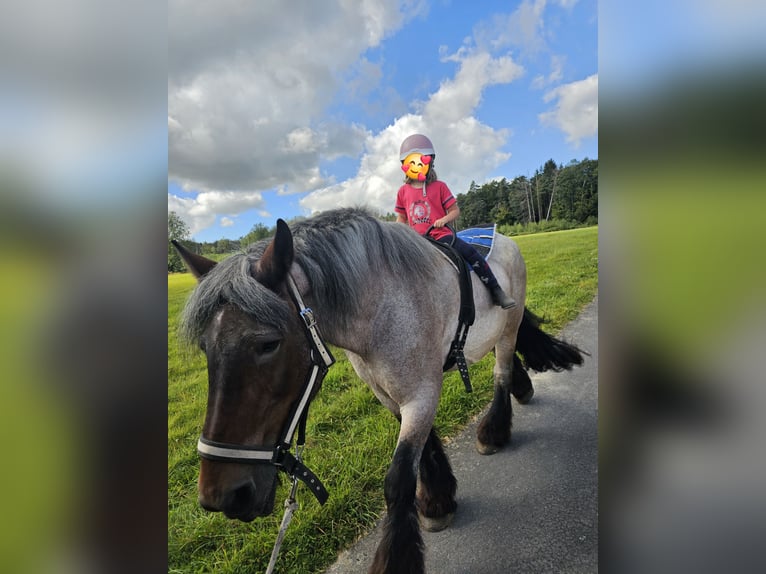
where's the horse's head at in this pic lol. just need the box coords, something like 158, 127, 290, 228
174, 221, 315, 522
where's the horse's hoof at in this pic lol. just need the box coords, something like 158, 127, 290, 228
475, 440, 500, 455
420, 512, 454, 532
514, 388, 534, 405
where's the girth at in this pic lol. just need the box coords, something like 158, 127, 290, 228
424, 234, 475, 393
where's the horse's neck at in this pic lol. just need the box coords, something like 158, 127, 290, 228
289, 263, 370, 353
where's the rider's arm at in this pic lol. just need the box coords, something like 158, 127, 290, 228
434, 204, 460, 227
396, 213, 408, 224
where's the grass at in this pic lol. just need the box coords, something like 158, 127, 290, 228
168, 226, 598, 573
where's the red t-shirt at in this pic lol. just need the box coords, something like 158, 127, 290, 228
395, 181, 457, 240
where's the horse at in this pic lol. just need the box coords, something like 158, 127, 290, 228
173, 207, 584, 574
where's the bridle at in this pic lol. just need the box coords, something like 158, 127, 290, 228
196, 273, 335, 505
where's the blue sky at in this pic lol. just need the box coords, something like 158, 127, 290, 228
168, 0, 597, 242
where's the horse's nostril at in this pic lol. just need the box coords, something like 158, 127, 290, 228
198, 476, 260, 520
229, 481, 256, 510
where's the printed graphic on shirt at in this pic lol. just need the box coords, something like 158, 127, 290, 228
408, 200, 432, 224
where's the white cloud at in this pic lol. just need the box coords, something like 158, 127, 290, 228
531, 54, 566, 89
282, 128, 322, 154
168, 190, 266, 236
168, 0, 417, 202
473, 0, 548, 54
426, 51, 524, 124
300, 47, 521, 215
220, 217, 234, 227
538, 74, 598, 146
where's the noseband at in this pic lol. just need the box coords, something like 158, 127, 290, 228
196, 274, 335, 504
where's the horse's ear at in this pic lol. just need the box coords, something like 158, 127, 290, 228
172, 240, 217, 280
253, 219, 294, 291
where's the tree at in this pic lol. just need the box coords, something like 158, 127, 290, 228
551, 164, 579, 220
541, 159, 560, 221
507, 176, 530, 223
573, 159, 598, 222
550, 158, 598, 223
168, 211, 191, 273
212, 238, 239, 254
240, 222, 273, 247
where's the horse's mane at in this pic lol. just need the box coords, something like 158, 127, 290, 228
180, 207, 440, 343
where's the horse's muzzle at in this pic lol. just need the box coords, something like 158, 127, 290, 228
198, 465, 278, 521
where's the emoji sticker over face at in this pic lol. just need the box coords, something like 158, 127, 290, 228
401, 152, 432, 181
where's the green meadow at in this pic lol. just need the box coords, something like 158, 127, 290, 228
168, 226, 598, 573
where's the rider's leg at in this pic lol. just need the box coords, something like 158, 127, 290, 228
438, 237, 516, 309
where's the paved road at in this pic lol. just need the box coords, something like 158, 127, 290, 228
325, 297, 598, 573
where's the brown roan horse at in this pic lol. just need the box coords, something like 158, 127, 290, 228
174, 207, 583, 574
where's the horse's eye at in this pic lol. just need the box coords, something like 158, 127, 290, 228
259, 340, 281, 354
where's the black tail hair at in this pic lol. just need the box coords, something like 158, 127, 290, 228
516, 307, 586, 372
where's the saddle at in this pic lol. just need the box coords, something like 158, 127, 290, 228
456, 224, 496, 258
424, 227, 476, 393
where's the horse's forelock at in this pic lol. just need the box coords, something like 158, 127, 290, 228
179, 250, 291, 345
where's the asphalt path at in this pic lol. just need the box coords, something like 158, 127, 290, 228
325, 297, 598, 574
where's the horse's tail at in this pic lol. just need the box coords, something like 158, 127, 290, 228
515, 307, 586, 372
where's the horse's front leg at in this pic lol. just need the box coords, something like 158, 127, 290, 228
369, 398, 438, 574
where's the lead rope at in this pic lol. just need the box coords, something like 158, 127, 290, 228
265, 371, 317, 574
265, 445, 303, 574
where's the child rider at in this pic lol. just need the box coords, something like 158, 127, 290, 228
394, 133, 516, 309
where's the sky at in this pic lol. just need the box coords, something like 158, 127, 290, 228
168, 0, 598, 242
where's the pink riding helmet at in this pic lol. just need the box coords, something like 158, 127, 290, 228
399, 134, 435, 161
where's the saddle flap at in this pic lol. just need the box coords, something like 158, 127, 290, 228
456, 224, 496, 260
424, 236, 475, 326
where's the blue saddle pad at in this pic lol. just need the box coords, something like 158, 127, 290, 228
456, 225, 496, 260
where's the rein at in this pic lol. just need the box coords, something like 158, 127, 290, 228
196, 274, 336, 573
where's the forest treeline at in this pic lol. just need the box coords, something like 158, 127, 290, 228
169, 158, 597, 271
455, 157, 597, 230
